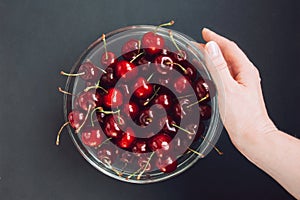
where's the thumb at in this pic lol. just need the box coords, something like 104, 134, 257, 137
205, 41, 235, 90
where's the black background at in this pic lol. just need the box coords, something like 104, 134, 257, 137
0, 0, 299, 199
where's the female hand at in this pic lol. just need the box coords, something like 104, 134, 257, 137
199, 28, 300, 199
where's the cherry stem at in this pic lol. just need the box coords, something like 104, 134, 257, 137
171, 123, 223, 155
137, 152, 155, 180
178, 94, 194, 99
186, 93, 209, 108
171, 123, 192, 135
118, 162, 128, 177
137, 40, 141, 54
154, 20, 175, 34
102, 34, 108, 60
90, 107, 120, 126
104, 159, 121, 176
96, 137, 112, 149
169, 30, 184, 58
188, 147, 205, 158
60, 71, 85, 77
147, 72, 154, 82
84, 82, 108, 93
56, 121, 70, 146
130, 52, 144, 63
199, 134, 224, 155
165, 62, 187, 74
126, 166, 143, 180
143, 86, 160, 106
58, 87, 73, 96
76, 104, 92, 133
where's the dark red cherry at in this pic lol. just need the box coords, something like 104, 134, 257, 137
148, 133, 172, 151
142, 32, 164, 55
154, 94, 173, 110
173, 98, 200, 120
120, 151, 134, 164
184, 65, 197, 81
75, 91, 101, 111
174, 50, 187, 62
122, 39, 140, 60
103, 88, 123, 108
194, 78, 210, 100
115, 60, 138, 80
97, 145, 119, 165
159, 116, 177, 135
136, 109, 155, 127
154, 55, 173, 75
132, 139, 149, 154
117, 128, 136, 149
156, 155, 178, 173
101, 51, 117, 66
104, 115, 125, 138
133, 77, 153, 99
78, 61, 100, 81
133, 55, 152, 71
68, 110, 85, 130
81, 126, 103, 147
100, 67, 117, 88
199, 104, 211, 120
123, 102, 139, 119
173, 76, 190, 94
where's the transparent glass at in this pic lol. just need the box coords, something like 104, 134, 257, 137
63, 25, 223, 183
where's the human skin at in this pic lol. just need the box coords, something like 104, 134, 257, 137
198, 28, 300, 199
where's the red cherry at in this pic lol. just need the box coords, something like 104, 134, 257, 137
173, 98, 195, 119
158, 116, 177, 135
173, 76, 190, 94
117, 128, 136, 149
132, 139, 149, 154
68, 110, 85, 129
123, 102, 139, 119
133, 77, 153, 98
103, 88, 123, 108
199, 104, 212, 120
154, 94, 173, 110
194, 78, 210, 100
120, 152, 134, 164
78, 61, 100, 81
148, 133, 172, 151
104, 115, 126, 138
174, 50, 187, 62
156, 155, 178, 173
122, 39, 140, 60
137, 109, 154, 127
154, 55, 173, 75
97, 145, 119, 165
142, 32, 164, 55
115, 60, 138, 81
75, 91, 101, 111
100, 67, 117, 88
101, 51, 117, 66
81, 126, 103, 147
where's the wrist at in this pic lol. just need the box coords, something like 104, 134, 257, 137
231, 116, 278, 155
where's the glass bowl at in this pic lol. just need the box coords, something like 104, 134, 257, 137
62, 25, 223, 184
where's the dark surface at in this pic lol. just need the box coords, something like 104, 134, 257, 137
0, 0, 299, 199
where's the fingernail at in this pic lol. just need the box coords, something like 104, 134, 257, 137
206, 41, 220, 58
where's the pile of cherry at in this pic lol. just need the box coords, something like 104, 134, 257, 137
57, 21, 219, 180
